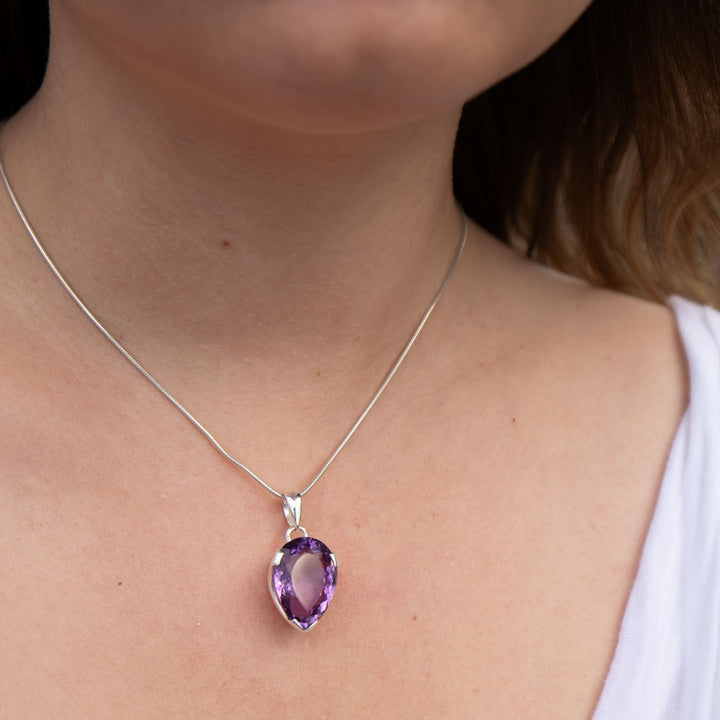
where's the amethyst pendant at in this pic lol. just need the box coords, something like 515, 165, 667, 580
269, 535, 338, 631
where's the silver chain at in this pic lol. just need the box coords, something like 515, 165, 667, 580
0, 154, 467, 499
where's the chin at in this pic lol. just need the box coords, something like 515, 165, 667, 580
53, 0, 592, 134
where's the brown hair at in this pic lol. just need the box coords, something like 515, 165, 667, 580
454, 0, 720, 307
2, 0, 719, 306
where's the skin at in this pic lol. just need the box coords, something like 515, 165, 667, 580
46, 0, 593, 132
0, 1, 687, 717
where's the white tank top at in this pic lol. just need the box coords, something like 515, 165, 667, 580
593, 296, 720, 719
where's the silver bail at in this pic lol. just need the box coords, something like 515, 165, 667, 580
282, 493, 303, 529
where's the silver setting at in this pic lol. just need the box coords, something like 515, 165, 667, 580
296, 618, 320, 632
282, 493, 303, 529
285, 525, 308, 543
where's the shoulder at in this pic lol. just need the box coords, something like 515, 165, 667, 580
481, 239, 720, 718
592, 296, 720, 719
459, 226, 689, 429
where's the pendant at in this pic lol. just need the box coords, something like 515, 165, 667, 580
268, 494, 338, 632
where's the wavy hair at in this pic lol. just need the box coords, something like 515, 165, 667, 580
454, 0, 720, 307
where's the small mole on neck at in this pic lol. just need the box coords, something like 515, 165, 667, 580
221, 239, 232, 248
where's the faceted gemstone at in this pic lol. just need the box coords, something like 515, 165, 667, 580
269, 536, 338, 631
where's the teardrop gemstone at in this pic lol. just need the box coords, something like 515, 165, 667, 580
269, 536, 338, 631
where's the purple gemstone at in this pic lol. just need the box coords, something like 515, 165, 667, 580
269, 536, 338, 631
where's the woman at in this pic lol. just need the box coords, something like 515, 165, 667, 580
0, 0, 717, 717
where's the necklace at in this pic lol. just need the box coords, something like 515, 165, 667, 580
0, 154, 467, 631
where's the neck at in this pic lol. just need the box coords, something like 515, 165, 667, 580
1, 14, 465, 379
